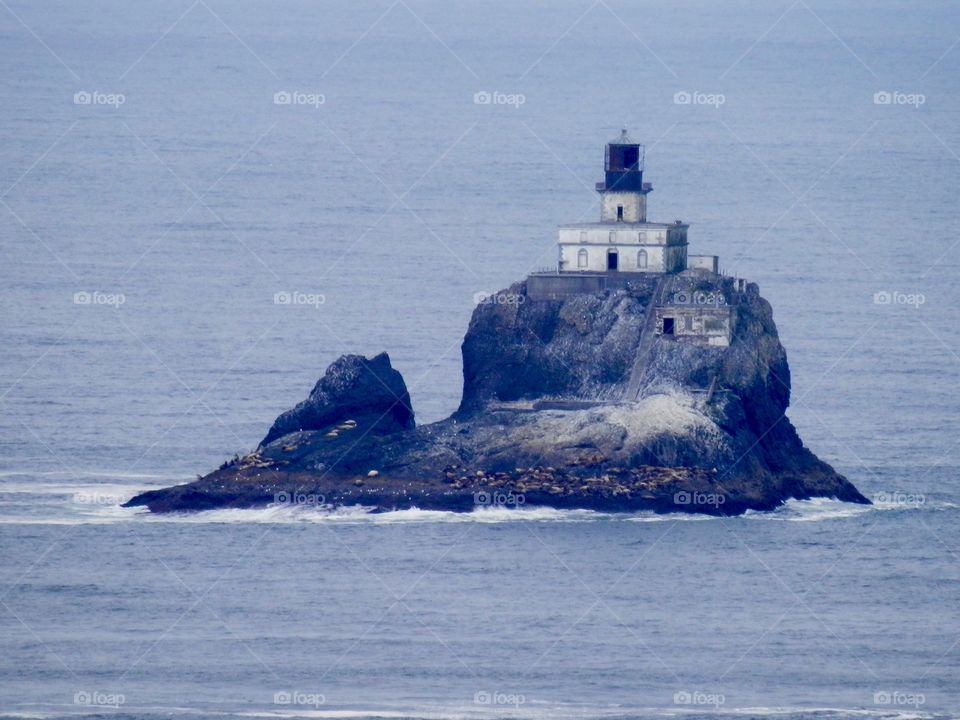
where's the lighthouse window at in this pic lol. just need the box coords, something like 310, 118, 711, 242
637, 249, 648, 269
617, 205, 623, 221
577, 249, 588, 268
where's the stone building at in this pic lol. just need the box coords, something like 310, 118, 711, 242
527, 131, 737, 347
557, 130, 691, 274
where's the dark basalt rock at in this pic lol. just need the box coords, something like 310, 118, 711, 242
261, 352, 414, 446
126, 274, 868, 516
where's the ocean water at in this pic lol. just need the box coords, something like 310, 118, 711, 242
1, 0, 958, 718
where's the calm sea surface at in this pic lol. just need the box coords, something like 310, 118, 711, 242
1, 1, 958, 718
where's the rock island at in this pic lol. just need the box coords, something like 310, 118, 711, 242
127, 131, 867, 516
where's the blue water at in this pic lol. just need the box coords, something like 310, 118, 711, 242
1, 0, 959, 718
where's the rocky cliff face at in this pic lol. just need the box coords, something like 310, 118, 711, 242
126, 273, 867, 515
458, 279, 655, 414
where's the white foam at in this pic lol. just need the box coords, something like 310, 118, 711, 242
746, 498, 877, 523
744, 496, 957, 523
127, 504, 614, 525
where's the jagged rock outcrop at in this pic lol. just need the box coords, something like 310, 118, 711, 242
261, 352, 414, 446
126, 274, 867, 515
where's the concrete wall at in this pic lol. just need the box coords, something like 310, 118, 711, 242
600, 191, 647, 222
557, 239, 687, 273
558, 226, 667, 245
689, 255, 719, 273
560, 244, 666, 272
665, 245, 688, 273
654, 306, 734, 347
526, 272, 660, 300
526, 274, 609, 300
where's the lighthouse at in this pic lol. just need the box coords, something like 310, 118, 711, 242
556, 130, 690, 274
598, 128, 652, 221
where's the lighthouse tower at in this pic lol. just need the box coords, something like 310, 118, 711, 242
597, 129, 652, 222
555, 130, 689, 274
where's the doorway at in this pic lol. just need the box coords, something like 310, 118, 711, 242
607, 250, 618, 271
663, 317, 675, 335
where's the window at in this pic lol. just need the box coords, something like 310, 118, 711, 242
617, 205, 623, 221
579, 231, 587, 242
609, 231, 615, 243
637, 249, 648, 269
638, 231, 646, 242
577, 249, 588, 268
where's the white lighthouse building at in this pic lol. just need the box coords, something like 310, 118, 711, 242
526, 131, 734, 347
551, 130, 718, 276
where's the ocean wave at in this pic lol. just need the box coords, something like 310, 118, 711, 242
747, 497, 958, 523
130, 504, 615, 525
